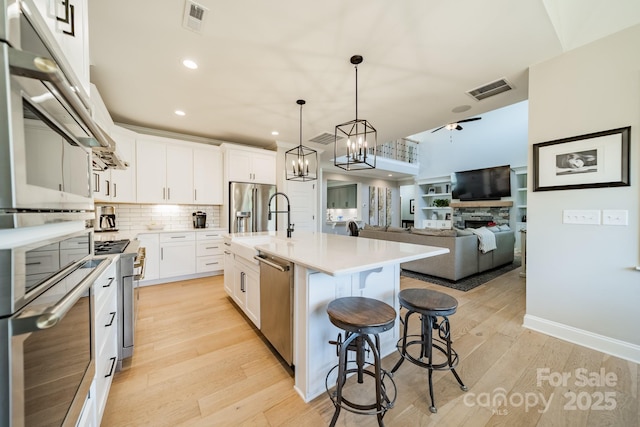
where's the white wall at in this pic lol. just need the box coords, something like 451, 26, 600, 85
526, 24, 640, 361
411, 100, 529, 179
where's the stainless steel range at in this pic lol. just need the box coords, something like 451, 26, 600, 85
94, 239, 140, 370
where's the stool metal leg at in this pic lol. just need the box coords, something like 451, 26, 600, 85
425, 314, 437, 413
329, 331, 358, 427
391, 309, 412, 374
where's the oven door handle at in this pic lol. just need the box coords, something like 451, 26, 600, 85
11, 258, 113, 336
8, 46, 110, 149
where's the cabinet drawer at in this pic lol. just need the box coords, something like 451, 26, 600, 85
95, 298, 117, 357
196, 240, 223, 256
95, 327, 118, 419
196, 231, 223, 241
159, 232, 195, 243
93, 261, 117, 311
196, 255, 223, 273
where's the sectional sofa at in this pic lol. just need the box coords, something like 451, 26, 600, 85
359, 226, 515, 281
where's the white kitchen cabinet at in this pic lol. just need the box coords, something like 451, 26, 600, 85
136, 137, 193, 204
196, 231, 223, 273
136, 234, 160, 283
224, 145, 276, 184
94, 126, 137, 203
32, 0, 90, 94
159, 232, 196, 278
193, 146, 223, 205
232, 255, 260, 328
223, 240, 234, 296
92, 259, 118, 425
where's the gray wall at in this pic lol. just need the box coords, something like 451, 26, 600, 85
526, 24, 640, 360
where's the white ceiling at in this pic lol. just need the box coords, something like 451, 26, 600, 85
87, 0, 640, 162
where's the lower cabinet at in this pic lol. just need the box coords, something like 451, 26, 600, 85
159, 232, 196, 278
224, 245, 260, 328
232, 256, 260, 327
196, 231, 223, 273
93, 259, 118, 425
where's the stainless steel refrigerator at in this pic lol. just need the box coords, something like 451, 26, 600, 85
229, 182, 277, 233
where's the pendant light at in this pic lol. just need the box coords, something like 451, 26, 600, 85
285, 99, 317, 181
334, 55, 376, 171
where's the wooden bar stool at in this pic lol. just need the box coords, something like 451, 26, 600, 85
390, 288, 467, 413
325, 297, 397, 427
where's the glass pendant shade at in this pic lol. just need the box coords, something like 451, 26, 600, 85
334, 55, 376, 171
286, 99, 317, 181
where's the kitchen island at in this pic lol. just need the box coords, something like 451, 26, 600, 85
223, 231, 448, 402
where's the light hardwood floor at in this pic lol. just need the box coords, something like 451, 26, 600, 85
102, 269, 639, 426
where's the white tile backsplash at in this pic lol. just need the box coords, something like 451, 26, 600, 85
97, 203, 222, 232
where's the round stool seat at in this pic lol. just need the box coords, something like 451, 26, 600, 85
398, 288, 458, 316
327, 297, 396, 334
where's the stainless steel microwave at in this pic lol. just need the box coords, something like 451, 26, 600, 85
0, 0, 124, 229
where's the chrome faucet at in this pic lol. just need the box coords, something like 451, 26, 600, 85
267, 192, 294, 238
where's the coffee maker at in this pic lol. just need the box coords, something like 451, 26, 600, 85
96, 205, 118, 232
192, 211, 207, 228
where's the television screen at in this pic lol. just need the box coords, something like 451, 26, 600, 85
451, 165, 511, 201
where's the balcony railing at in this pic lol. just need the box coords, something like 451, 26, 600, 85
372, 138, 419, 164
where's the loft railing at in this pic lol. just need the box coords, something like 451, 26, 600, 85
371, 138, 419, 164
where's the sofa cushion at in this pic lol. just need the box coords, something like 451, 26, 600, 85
411, 227, 456, 237
498, 224, 511, 231
386, 226, 410, 233
363, 223, 387, 231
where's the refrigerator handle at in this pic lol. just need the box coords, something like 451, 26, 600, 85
252, 187, 258, 232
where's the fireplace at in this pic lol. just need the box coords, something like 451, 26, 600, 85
450, 200, 513, 229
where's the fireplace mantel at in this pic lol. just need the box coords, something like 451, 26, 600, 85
450, 201, 513, 208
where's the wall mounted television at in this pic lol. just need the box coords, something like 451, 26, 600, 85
451, 165, 511, 201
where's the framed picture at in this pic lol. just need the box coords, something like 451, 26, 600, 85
428, 187, 436, 194
409, 199, 415, 214
533, 127, 630, 191
445, 212, 452, 220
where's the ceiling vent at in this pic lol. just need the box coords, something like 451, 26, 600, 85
467, 78, 513, 101
309, 132, 343, 145
182, 1, 208, 33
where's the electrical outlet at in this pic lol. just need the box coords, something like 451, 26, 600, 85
563, 210, 601, 225
602, 210, 628, 226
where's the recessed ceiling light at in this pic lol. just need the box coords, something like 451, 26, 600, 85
175, 110, 186, 116
182, 59, 198, 69
452, 105, 471, 113
271, 131, 279, 136
388, 174, 393, 177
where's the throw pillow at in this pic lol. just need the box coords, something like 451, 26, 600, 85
487, 226, 501, 232
498, 224, 511, 231
455, 228, 474, 236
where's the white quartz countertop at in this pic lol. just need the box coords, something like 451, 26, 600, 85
225, 231, 449, 276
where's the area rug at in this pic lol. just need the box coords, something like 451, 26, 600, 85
400, 257, 522, 292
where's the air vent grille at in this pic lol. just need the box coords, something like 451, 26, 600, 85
309, 132, 343, 145
182, 1, 208, 33
467, 78, 513, 101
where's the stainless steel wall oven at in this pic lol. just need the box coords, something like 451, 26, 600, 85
1, 229, 111, 426
0, 0, 123, 229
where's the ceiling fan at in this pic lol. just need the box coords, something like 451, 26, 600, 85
431, 117, 482, 133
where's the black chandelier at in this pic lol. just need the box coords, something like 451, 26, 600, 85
285, 99, 317, 181
334, 55, 376, 171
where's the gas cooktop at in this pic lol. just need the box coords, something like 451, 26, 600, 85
95, 239, 130, 255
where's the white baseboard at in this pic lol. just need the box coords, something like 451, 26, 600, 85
523, 314, 640, 364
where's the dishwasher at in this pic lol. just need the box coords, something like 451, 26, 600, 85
255, 252, 294, 366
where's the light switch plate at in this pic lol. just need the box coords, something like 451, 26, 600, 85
602, 210, 628, 226
563, 210, 601, 225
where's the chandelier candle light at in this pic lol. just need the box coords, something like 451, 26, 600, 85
334, 55, 377, 171
285, 99, 317, 181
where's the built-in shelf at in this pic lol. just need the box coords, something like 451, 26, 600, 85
423, 207, 451, 210
450, 201, 513, 208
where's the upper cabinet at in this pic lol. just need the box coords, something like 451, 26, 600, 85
193, 146, 223, 205
32, 0, 90, 94
136, 136, 223, 205
327, 184, 357, 209
223, 145, 276, 184
136, 137, 193, 204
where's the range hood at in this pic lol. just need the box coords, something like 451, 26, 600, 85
91, 125, 128, 170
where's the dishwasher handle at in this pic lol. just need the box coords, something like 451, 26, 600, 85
254, 255, 290, 272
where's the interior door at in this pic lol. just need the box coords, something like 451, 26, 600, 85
285, 180, 318, 232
